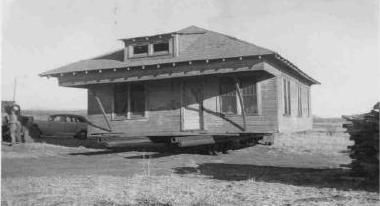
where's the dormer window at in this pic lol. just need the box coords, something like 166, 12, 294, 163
153, 42, 169, 53
133, 45, 148, 55
125, 35, 176, 60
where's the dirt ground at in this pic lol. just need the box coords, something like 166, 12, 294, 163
1, 128, 379, 205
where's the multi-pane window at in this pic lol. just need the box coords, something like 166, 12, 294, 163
240, 80, 258, 115
114, 83, 146, 119
130, 84, 145, 118
283, 78, 291, 115
114, 84, 128, 117
133, 45, 148, 55
153, 42, 169, 53
297, 84, 302, 117
131, 41, 170, 58
306, 88, 310, 117
220, 78, 237, 114
220, 78, 259, 115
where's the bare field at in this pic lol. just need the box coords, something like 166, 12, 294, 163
2, 118, 379, 205
2, 174, 379, 206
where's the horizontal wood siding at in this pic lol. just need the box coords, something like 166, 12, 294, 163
87, 79, 181, 135
86, 59, 315, 136
87, 71, 279, 136
202, 76, 278, 134
273, 66, 313, 133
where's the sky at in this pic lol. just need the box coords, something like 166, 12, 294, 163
1, 0, 379, 117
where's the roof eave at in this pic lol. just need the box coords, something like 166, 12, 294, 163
272, 53, 320, 85
39, 53, 320, 86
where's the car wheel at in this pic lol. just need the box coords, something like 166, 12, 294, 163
75, 131, 87, 140
30, 125, 41, 138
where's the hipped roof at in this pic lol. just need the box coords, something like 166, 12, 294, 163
40, 26, 319, 84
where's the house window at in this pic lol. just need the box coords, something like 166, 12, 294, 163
240, 80, 258, 115
153, 42, 169, 53
130, 84, 145, 118
307, 88, 310, 117
297, 84, 302, 117
220, 78, 259, 115
133, 45, 148, 55
113, 83, 146, 119
220, 78, 237, 114
283, 78, 291, 115
114, 84, 128, 117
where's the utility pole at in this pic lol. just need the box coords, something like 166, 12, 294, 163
13, 77, 17, 102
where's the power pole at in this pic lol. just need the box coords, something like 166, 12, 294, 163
13, 77, 17, 102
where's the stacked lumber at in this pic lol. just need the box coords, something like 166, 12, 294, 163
342, 102, 379, 178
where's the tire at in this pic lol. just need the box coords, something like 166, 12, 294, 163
30, 125, 41, 139
75, 130, 87, 140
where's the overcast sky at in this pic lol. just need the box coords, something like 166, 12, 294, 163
1, 0, 379, 117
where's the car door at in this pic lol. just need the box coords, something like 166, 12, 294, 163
64, 116, 78, 136
48, 115, 66, 136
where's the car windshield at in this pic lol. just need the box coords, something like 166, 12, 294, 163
48, 115, 86, 122
50, 116, 65, 122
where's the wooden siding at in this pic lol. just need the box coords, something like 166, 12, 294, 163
201, 75, 278, 134
87, 71, 279, 136
86, 59, 313, 136
88, 79, 182, 135
270, 62, 313, 133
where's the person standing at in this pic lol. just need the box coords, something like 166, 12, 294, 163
8, 106, 21, 146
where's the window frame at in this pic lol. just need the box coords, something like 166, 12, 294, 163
112, 83, 147, 121
113, 84, 129, 120
129, 40, 171, 59
283, 78, 291, 116
307, 87, 311, 117
131, 44, 149, 57
240, 79, 260, 115
297, 83, 302, 117
219, 77, 260, 116
219, 78, 238, 115
129, 83, 146, 118
152, 42, 170, 54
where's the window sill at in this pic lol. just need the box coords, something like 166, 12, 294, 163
129, 52, 171, 59
220, 113, 260, 117
246, 114, 261, 116
111, 117, 148, 121
152, 51, 170, 56
283, 114, 292, 117
130, 53, 148, 58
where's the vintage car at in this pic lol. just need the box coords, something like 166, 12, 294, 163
31, 114, 88, 139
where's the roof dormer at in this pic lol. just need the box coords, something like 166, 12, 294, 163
121, 33, 179, 61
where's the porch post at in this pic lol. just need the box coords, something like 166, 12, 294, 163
233, 78, 247, 131
90, 90, 113, 132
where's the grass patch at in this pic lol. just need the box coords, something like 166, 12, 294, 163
274, 130, 352, 155
2, 174, 378, 206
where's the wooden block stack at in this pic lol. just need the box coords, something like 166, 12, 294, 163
342, 102, 379, 179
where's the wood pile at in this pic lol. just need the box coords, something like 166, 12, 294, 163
342, 102, 379, 178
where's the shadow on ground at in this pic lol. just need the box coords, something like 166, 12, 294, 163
32, 136, 105, 149
174, 163, 379, 192
68, 145, 211, 158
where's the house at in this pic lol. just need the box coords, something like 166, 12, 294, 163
40, 26, 319, 148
